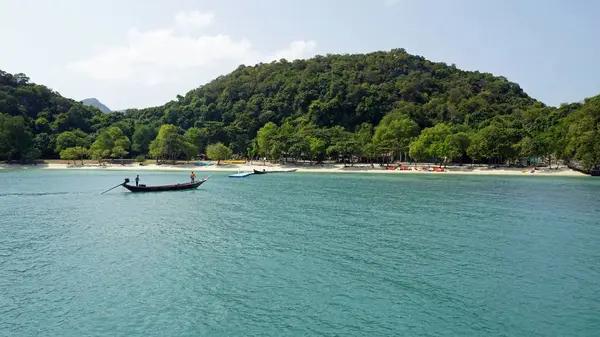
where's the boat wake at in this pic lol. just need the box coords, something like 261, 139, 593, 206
0, 192, 73, 197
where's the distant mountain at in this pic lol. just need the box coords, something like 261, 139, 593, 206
82, 98, 111, 113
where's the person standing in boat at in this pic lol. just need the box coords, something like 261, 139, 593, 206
135, 175, 140, 186
190, 171, 196, 183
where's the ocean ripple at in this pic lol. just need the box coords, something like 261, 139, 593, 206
1, 171, 600, 336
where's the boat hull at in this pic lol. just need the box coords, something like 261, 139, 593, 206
122, 178, 208, 192
253, 169, 297, 174
228, 172, 254, 178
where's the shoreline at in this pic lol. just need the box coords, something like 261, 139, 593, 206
0, 162, 589, 177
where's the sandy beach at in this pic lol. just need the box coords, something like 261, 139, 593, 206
0, 161, 588, 177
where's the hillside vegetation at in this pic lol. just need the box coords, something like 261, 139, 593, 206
0, 70, 118, 163
1, 49, 599, 171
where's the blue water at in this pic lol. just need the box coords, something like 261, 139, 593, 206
1, 169, 599, 336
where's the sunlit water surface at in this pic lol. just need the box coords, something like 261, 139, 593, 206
1, 169, 599, 336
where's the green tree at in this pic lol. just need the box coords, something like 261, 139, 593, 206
408, 137, 428, 163
89, 127, 131, 163
247, 139, 259, 162
34, 117, 51, 133
467, 132, 487, 165
307, 136, 326, 163
327, 130, 359, 166
60, 146, 88, 165
514, 136, 537, 162
132, 125, 155, 155
34, 133, 53, 158
355, 123, 374, 162
288, 137, 310, 162
148, 124, 186, 162
0, 115, 10, 158
111, 146, 128, 161
23, 147, 42, 164
471, 122, 520, 165
276, 122, 295, 160
408, 123, 452, 165
55, 130, 89, 153
373, 113, 420, 162
184, 127, 204, 154
563, 96, 600, 170
256, 122, 279, 160
443, 132, 470, 164
0, 114, 34, 163
182, 141, 198, 163
362, 142, 378, 167
206, 142, 232, 164
181, 126, 206, 162
269, 141, 285, 162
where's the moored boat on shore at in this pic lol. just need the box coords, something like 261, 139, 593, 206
252, 168, 297, 174
229, 172, 254, 178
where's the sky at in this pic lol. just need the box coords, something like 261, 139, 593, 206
0, 0, 599, 111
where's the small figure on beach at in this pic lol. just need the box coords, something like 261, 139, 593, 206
135, 175, 140, 186
190, 171, 196, 183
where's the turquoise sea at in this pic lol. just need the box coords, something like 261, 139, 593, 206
1, 169, 599, 336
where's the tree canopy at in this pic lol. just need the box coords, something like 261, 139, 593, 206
1, 48, 599, 171
206, 142, 232, 164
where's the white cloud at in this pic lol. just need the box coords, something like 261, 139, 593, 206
66, 11, 317, 85
174, 10, 214, 29
268, 40, 317, 62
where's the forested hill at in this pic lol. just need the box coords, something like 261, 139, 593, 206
1, 49, 599, 171
0, 70, 115, 162
132, 48, 537, 132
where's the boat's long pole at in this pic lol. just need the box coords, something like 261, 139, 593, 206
101, 183, 123, 194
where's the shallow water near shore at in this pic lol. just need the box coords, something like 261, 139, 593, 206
1, 170, 599, 336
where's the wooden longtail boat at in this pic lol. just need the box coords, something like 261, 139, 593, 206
253, 169, 297, 174
120, 176, 210, 193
